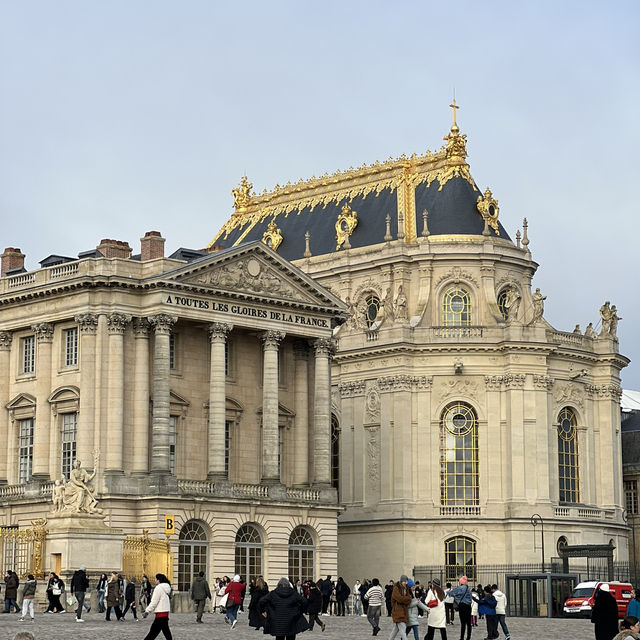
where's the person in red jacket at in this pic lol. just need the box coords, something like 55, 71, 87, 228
225, 574, 247, 629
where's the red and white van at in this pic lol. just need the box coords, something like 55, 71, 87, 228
563, 581, 633, 618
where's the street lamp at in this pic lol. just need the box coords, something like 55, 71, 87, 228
531, 514, 545, 573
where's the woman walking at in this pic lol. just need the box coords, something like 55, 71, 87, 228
105, 571, 123, 621
46, 573, 65, 613
225, 574, 247, 629
306, 580, 325, 632
249, 576, 269, 629
365, 578, 385, 636
140, 575, 152, 609
335, 577, 350, 616
406, 580, 429, 640
96, 573, 108, 613
143, 573, 173, 640
259, 577, 309, 640
389, 575, 412, 640
424, 578, 447, 640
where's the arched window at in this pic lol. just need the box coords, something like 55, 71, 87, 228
364, 295, 380, 328
178, 521, 208, 591
445, 536, 476, 581
331, 415, 340, 492
442, 287, 471, 326
558, 407, 579, 504
440, 402, 479, 505
497, 289, 509, 320
235, 524, 263, 579
288, 526, 315, 583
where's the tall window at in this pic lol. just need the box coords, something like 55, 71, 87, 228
364, 295, 380, 328
61, 413, 77, 479
235, 524, 263, 579
442, 287, 471, 326
64, 327, 78, 367
558, 407, 580, 504
626, 480, 639, 515
18, 418, 34, 483
169, 416, 177, 475
440, 402, 479, 505
21, 336, 35, 374
288, 526, 314, 583
445, 536, 476, 581
331, 415, 340, 491
178, 521, 208, 591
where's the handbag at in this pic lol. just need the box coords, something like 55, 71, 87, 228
218, 593, 229, 608
427, 599, 438, 608
52, 586, 62, 596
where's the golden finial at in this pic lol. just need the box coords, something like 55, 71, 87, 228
450, 99, 459, 130
232, 176, 253, 212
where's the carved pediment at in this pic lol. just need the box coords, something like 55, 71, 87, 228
162, 243, 342, 309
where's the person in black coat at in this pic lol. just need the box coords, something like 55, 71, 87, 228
306, 581, 325, 632
591, 584, 620, 640
259, 578, 309, 640
335, 577, 350, 616
384, 580, 394, 617
249, 577, 269, 629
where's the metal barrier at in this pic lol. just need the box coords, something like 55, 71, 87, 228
122, 529, 173, 583
0, 519, 47, 579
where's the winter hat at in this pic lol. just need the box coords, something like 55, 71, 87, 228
459, 576, 468, 585
407, 579, 415, 588
80, 565, 86, 571
233, 574, 241, 582
432, 578, 441, 587
400, 574, 409, 583
600, 583, 610, 592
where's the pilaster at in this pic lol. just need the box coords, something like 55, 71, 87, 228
132, 318, 151, 473
313, 338, 333, 486
0, 331, 12, 484
32, 322, 53, 479
75, 314, 98, 468
292, 340, 310, 486
261, 330, 284, 483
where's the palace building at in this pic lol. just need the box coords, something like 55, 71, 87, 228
209, 105, 629, 582
0, 237, 346, 590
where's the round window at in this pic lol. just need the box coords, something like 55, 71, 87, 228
450, 295, 465, 313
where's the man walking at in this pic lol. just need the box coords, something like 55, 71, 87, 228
71, 565, 90, 622
491, 584, 509, 639
190, 571, 212, 624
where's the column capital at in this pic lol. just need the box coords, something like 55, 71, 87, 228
32, 322, 54, 343
132, 317, 151, 338
74, 313, 99, 334
314, 337, 337, 357
148, 313, 178, 335
0, 331, 12, 350
107, 312, 132, 335
208, 322, 233, 343
261, 330, 285, 350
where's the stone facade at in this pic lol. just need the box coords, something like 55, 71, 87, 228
0, 241, 345, 588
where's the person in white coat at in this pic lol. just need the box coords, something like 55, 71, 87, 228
424, 578, 447, 640
143, 573, 173, 640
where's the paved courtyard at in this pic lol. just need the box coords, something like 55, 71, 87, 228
0, 610, 594, 640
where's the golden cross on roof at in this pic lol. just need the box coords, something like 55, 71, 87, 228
449, 99, 459, 127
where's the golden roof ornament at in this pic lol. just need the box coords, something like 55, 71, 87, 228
261, 220, 283, 251
433, 100, 475, 192
335, 203, 358, 250
232, 175, 253, 213
476, 187, 500, 235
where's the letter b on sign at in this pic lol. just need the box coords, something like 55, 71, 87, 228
164, 515, 175, 535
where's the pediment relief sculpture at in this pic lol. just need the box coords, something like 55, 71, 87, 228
182, 258, 315, 304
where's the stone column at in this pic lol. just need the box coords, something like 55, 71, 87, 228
0, 331, 12, 484
261, 330, 284, 483
149, 314, 177, 473
32, 322, 53, 479
207, 322, 232, 479
313, 338, 333, 486
293, 340, 309, 486
132, 318, 151, 473
75, 313, 98, 468
105, 313, 131, 472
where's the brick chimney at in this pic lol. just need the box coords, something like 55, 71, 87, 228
140, 231, 165, 261
97, 239, 132, 259
1, 247, 25, 276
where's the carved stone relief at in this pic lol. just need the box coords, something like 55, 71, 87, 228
435, 266, 479, 287
436, 378, 480, 403
553, 383, 585, 408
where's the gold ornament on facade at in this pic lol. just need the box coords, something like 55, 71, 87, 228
476, 187, 500, 235
232, 176, 254, 213
261, 220, 283, 251
335, 203, 358, 250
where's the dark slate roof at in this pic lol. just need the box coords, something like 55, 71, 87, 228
169, 248, 209, 262
415, 177, 511, 240
39, 255, 76, 268
218, 188, 398, 262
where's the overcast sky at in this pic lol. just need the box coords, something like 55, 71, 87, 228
1, 1, 639, 387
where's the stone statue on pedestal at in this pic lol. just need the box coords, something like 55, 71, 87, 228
52, 457, 103, 515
